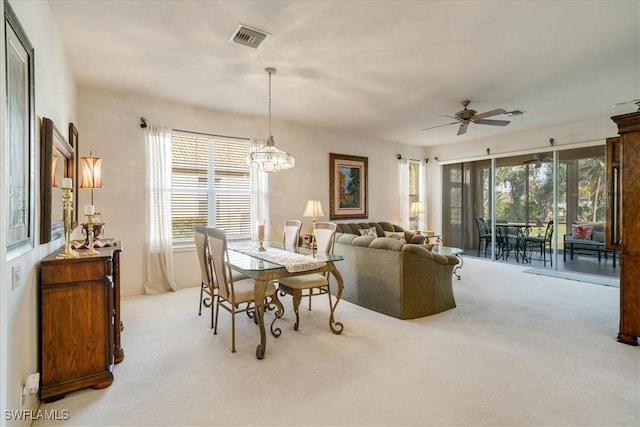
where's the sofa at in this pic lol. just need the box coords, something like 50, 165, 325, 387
333, 222, 459, 319
563, 221, 616, 265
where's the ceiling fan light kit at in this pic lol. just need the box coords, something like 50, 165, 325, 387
423, 100, 515, 136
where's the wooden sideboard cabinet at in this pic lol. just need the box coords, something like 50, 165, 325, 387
40, 243, 124, 401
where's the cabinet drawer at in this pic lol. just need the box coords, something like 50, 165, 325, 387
41, 258, 110, 285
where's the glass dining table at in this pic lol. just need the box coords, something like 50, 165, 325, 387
226, 241, 345, 359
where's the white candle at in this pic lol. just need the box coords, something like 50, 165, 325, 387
61, 178, 72, 189
257, 224, 265, 240
85, 205, 94, 215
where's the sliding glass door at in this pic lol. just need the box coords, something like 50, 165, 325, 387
441, 145, 612, 276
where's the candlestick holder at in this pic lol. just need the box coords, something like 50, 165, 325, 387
57, 187, 79, 259
84, 213, 99, 256
258, 238, 266, 252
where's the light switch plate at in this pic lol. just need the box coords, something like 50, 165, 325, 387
11, 265, 22, 290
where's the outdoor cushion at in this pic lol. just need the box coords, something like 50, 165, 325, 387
571, 225, 593, 240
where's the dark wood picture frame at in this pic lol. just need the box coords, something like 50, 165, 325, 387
329, 153, 368, 220
5, 0, 36, 257
40, 117, 77, 243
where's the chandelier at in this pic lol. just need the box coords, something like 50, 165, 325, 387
246, 67, 295, 172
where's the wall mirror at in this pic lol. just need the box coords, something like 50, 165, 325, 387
6, 0, 36, 258
40, 117, 77, 243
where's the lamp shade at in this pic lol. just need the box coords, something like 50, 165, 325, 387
303, 200, 324, 219
80, 155, 103, 189
410, 201, 424, 215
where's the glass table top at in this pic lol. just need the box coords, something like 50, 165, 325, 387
431, 245, 464, 256
227, 241, 344, 272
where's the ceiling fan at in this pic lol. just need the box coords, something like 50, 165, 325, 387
422, 100, 511, 136
522, 153, 552, 165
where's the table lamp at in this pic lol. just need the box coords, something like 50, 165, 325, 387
80, 151, 105, 243
303, 200, 324, 249
303, 200, 324, 226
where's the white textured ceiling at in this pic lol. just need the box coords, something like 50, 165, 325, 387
49, 0, 640, 146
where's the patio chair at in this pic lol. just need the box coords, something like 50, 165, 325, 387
522, 220, 554, 266
474, 217, 493, 257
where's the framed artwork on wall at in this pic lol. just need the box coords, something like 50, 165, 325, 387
5, 0, 36, 258
329, 153, 368, 220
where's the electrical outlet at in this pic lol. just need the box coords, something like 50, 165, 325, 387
11, 265, 22, 290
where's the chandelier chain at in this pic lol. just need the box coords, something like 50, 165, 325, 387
268, 69, 272, 137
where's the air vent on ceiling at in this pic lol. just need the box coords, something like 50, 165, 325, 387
229, 24, 270, 49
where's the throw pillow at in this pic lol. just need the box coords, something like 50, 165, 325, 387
359, 227, 378, 237
571, 225, 593, 240
384, 231, 406, 244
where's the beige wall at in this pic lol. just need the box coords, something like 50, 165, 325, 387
1, 1, 77, 423
77, 87, 428, 296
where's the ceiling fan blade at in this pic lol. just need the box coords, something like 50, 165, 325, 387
475, 108, 507, 119
457, 123, 468, 135
421, 121, 458, 131
476, 119, 510, 126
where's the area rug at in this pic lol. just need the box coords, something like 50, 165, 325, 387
524, 268, 620, 287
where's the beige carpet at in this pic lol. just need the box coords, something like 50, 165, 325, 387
35, 258, 639, 426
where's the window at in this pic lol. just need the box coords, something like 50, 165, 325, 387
171, 132, 252, 243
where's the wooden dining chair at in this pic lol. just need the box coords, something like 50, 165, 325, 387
206, 228, 283, 353
278, 221, 337, 331
194, 225, 216, 328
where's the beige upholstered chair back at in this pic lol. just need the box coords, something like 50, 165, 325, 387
206, 228, 233, 302
194, 225, 212, 287
314, 222, 337, 254
283, 220, 302, 248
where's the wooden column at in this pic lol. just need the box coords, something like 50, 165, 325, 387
609, 111, 640, 345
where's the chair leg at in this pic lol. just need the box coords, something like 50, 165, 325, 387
213, 300, 220, 336
210, 293, 216, 329
231, 305, 236, 353
199, 282, 204, 315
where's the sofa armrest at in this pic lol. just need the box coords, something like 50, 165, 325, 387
402, 244, 459, 265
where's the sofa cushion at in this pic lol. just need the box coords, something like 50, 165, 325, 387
572, 224, 593, 240
359, 227, 378, 237
384, 231, 407, 244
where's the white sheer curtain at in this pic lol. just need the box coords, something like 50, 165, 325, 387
250, 139, 269, 239
418, 160, 427, 230
398, 158, 410, 229
144, 125, 178, 294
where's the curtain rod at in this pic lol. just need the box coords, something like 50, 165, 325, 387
172, 128, 250, 141
139, 117, 249, 141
